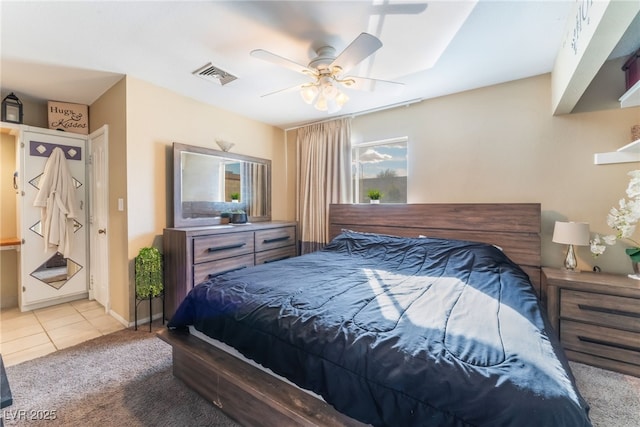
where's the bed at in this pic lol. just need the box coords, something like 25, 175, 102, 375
159, 203, 592, 427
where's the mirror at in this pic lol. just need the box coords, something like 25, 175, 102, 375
30, 252, 83, 290
173, 142, 271, 227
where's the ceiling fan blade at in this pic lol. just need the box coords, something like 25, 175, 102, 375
331, 33, 383, 75
250, 49, 314, 75
342, 76, 404, 92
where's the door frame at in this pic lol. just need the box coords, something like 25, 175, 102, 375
88, 125, 110, 311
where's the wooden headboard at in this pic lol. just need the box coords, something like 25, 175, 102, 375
329, 203, 542, 298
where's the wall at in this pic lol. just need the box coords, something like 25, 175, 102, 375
119, 76, 289, 322
346, 74, 639, 275
88, 77, 128, 321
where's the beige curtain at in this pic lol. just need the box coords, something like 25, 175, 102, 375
242, 162, 267, 217
297, 117, 352, 254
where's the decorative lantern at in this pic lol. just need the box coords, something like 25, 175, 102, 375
1, 92, 23, 124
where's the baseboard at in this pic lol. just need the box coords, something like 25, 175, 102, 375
0, 296, 18, 309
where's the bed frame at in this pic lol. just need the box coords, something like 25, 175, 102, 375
158, 203, 541, 427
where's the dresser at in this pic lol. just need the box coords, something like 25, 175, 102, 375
543, 267, 640, 377
163, 221, 297, 318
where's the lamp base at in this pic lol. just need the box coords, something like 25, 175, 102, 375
563, 244, 578, 271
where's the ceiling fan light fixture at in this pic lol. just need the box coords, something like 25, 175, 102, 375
326, 99, 342, 114
321, 81, 338, 100
336, 91, 349, 107
300, 85, 319, 104
314, 93, 328, 111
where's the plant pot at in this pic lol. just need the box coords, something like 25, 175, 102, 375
231, 199, 239, 203
370, 200, 380, 204
231, 213, 247, 224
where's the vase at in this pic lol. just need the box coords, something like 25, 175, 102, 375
231, 213, 247, 224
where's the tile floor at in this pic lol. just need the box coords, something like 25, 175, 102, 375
0, 299, 125, 367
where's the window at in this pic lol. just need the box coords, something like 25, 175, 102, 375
352, 137, 408, 203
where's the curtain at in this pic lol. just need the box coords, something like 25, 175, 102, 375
241, 162, 266, 217
297, 117, 352, 254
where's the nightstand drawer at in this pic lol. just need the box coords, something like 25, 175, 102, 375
561, 289, 640, 332
561, 320, 640, 367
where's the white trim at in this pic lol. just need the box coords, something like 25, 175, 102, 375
284, 98, 422, 131
352, 136, 408, 148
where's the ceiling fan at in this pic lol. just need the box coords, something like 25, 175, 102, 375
250, 33, 403, 113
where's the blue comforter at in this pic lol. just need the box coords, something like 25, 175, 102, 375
168, 231, 591, 427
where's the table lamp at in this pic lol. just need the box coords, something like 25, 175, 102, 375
552, 221, 590, 271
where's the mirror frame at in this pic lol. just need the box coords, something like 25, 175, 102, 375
172, 142, 271, 227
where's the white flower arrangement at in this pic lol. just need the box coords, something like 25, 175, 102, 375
590, 170, 640, 262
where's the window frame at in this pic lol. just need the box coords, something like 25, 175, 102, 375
351, 136, 408, 204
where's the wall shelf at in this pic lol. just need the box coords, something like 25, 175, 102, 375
0, 238, 21, 251
594, 138, 640, 165
619, 80, 640, 108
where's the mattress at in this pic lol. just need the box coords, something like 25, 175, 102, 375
168, 231, 592, 427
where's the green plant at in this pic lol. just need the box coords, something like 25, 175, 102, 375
367, 189, 382, 200
230, 192, 240, 200
135, 247, 163, 298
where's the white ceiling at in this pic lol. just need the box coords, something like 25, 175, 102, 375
0, 1, 637, 130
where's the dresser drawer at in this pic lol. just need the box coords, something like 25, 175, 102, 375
561, 320, 640, 367
255, 227, 296, 252
193, 232, 254, 264
255, 246, 297, 265
193, 254, 255, 285
256, 227, 296, 252
561, 289, 640, 332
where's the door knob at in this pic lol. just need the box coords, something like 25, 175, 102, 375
98, 229, 106, 234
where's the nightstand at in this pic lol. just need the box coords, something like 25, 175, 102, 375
543, 267, 640, 377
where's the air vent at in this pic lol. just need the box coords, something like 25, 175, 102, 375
193, 63, 237, 86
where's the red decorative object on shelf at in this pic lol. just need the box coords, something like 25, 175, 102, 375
622, 48, 640, 91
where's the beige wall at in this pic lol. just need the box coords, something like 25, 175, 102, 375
0, 132, 18, 307
119, 76, 288, 321
347, 74, 639, 275
4, 72, 636, 314
89, 77, 129, 321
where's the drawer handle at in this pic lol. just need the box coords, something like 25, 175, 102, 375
264, 256, 290, 264
208, 243, 246, 252
578, 336, 640, 353
263, 236, 290, 244
208, 266, 247, 278
578, 304, 640, 319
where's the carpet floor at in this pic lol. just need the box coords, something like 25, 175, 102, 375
2, 325, 639, 426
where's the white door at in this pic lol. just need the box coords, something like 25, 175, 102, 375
19, 129, 88, 311
88, 126, 110, 311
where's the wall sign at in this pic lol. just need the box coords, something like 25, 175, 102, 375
47, 101, 88, 135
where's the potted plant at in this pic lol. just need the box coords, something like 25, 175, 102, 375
367, 189, 382, 204
220, 211, 232, 224
230, 209, 248, 224
135, 247, 163, 298
230, 192, 240, 203
590, 169, 640, 277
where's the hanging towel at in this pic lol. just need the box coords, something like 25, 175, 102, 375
33, 147, 79, 258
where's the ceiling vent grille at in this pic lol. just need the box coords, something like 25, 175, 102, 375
193, 63, 237, 86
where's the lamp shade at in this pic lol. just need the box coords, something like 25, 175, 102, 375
552, 221, 590, 246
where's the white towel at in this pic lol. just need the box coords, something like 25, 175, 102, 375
33, 147, 79, 258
